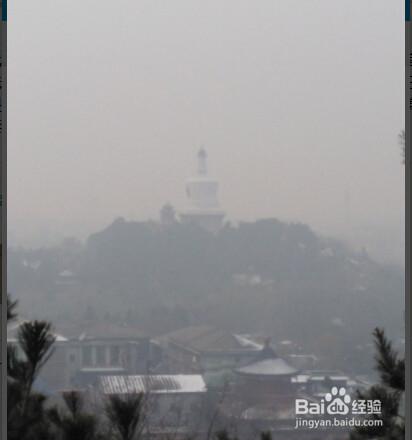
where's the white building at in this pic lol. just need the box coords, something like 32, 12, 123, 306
180, 148, 225, 233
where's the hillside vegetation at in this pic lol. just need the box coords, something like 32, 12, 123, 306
8, 217, 404, 372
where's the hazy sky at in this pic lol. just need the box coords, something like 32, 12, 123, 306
8, 1, 405, 264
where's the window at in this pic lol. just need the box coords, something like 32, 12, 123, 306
110, 345, 120, 365
96, 346, 106, 366
82, 346, 92, 366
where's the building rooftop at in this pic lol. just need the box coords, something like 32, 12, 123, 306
159, 326, 262, 354
99, 374, 207, 395
77, 323, 147, 341
236, 358, 298, 377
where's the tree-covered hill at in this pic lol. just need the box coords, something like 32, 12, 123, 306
8, 217, 404, 372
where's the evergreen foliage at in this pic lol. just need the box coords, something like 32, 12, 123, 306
351, 328, 405, 440
7, 297, 55, 440
48, 391, 101, 440
104, 394, 145, 440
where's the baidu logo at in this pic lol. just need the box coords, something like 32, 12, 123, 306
295, 386, 381, 417
295, 386, 383, 430
325, 387, 351, 415
295, 386, 351, 416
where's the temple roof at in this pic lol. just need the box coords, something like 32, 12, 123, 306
235, 339, 298, 377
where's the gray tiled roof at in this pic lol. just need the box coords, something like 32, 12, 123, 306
99, 374, 207, 394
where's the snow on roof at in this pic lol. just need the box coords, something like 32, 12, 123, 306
329, 375, 350, 381
234, 334, 264, 350
279, 340, 293, 345
241, 405, 295, 421
99, 375, 207, 395
59, 269, 75, 277
23, 259, 41, 270
236, 358, 297, 377
291, 373, 350, 383
160, 326, 259, 353
81, 367, 126, 373
292, 374, 310, 383
320, 247, 334, 257
288, 354, 318, 360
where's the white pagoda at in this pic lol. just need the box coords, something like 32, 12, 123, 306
180, 148, 225, 233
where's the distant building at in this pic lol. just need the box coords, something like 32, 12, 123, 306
221, 353, 360, 440
160, 203, 177, 227
156, 326, 263, 388
180, 149, 225, 233
234, 342, 298, 410
64, 323, 160, 387
285, 354, 318, 371
291, 370, 370, 398
8, 321, 161, 391
97, 374, 207, 437
98, 373, 206, 395
212, 342, 304, 440
56, 269, 77, 286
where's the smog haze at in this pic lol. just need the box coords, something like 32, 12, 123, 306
8, 0, 404, 264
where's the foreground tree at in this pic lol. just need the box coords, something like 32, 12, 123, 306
7, 296, 56, 440
214, 429, 272, 440
105, 394, 145, 440
7, 295, 18, 321
48, 391, 101, 440
351, 328, 405, 440
215, 430, 238, 440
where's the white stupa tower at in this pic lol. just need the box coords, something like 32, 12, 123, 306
180, 148, 225, 233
